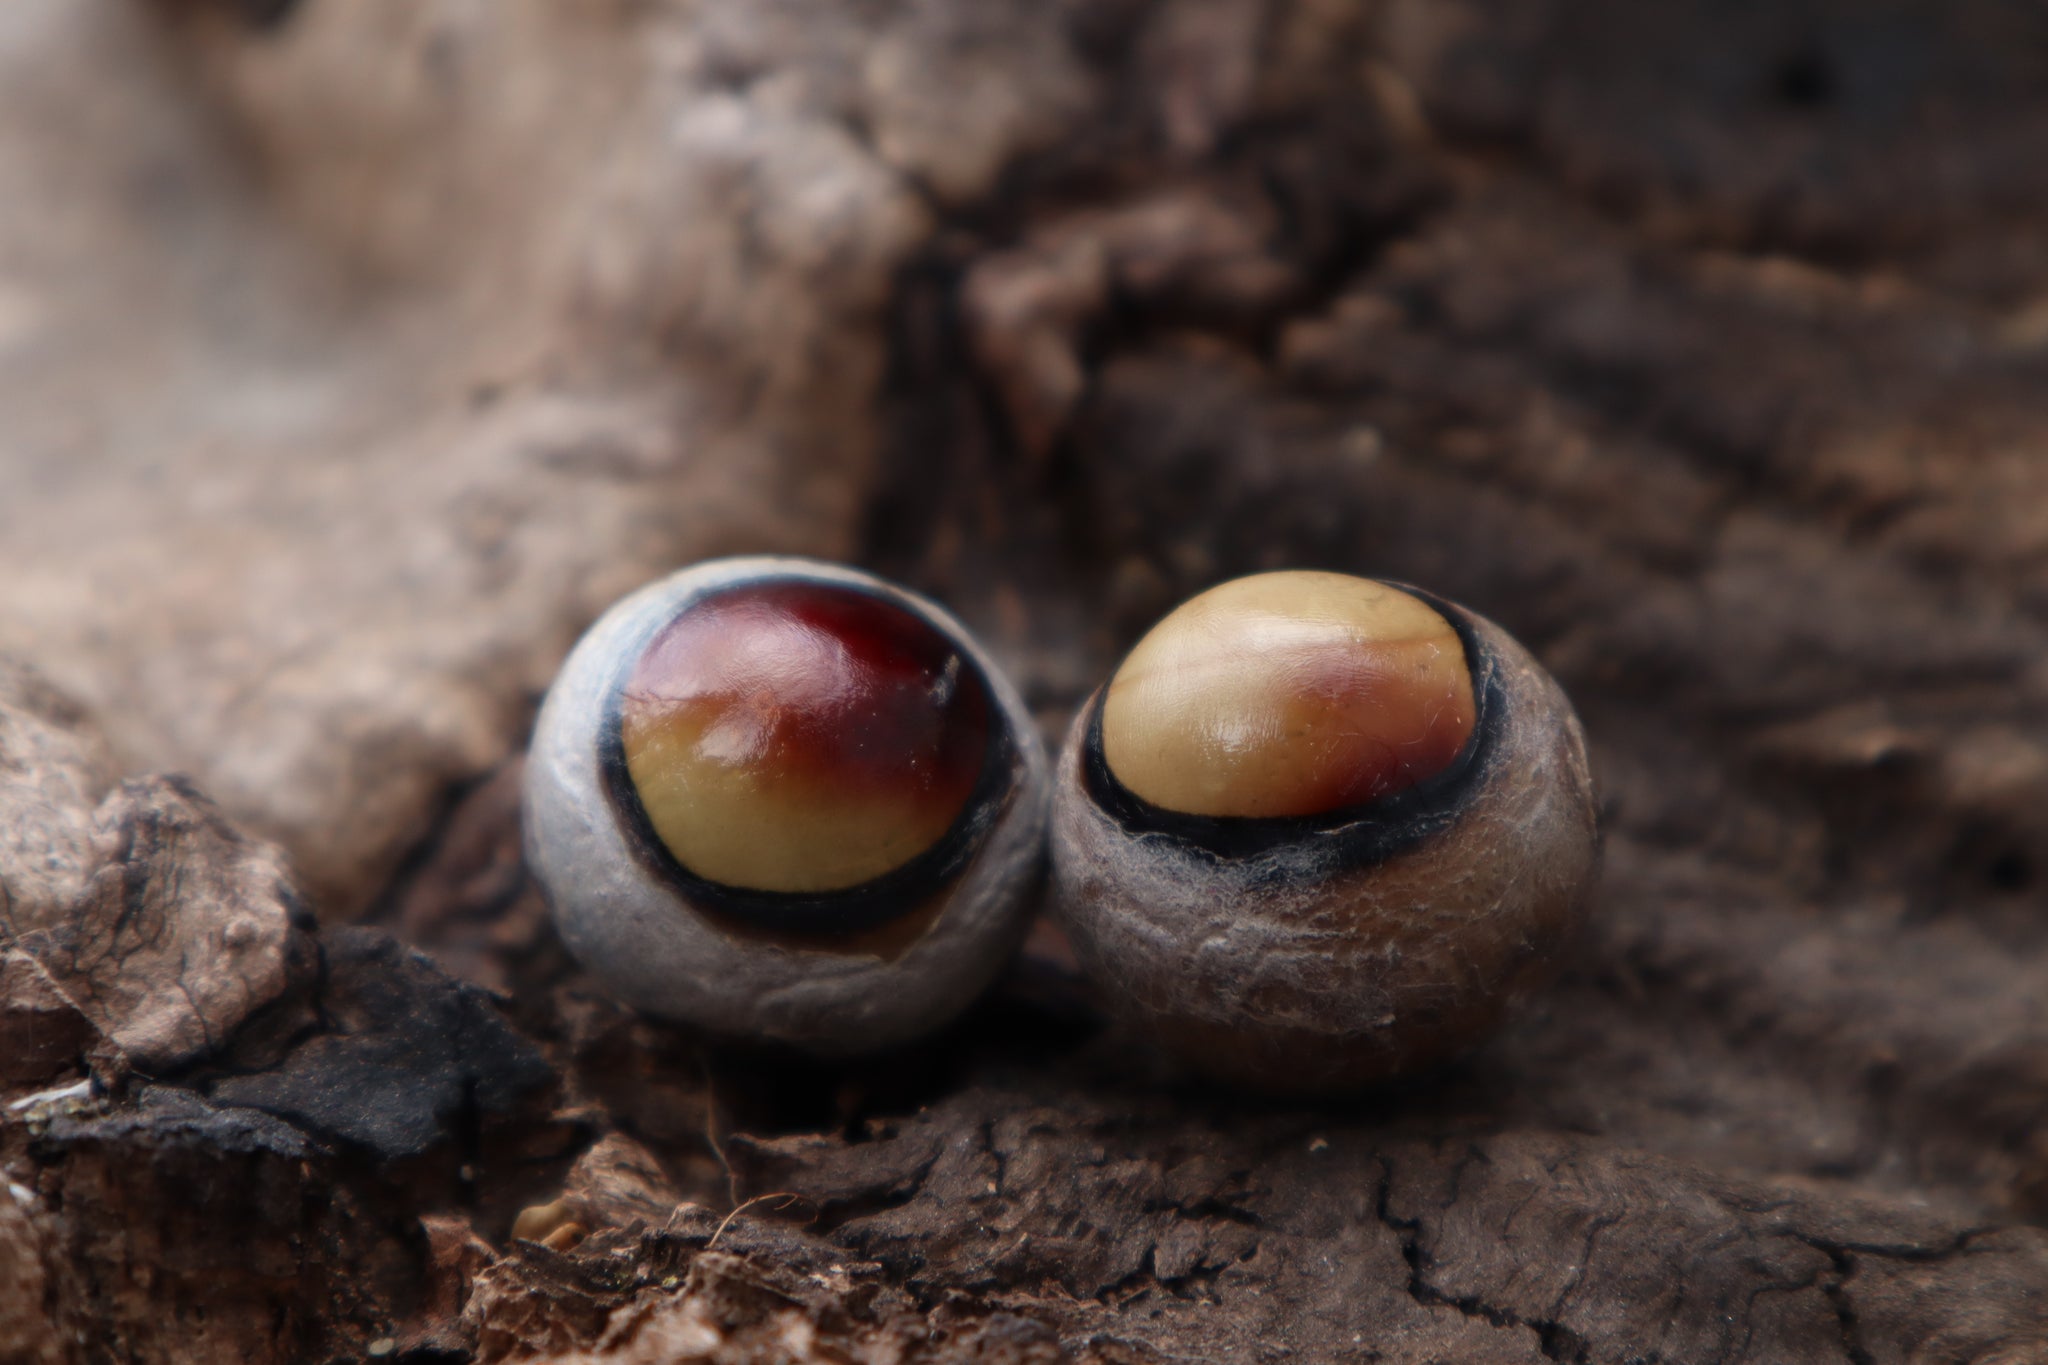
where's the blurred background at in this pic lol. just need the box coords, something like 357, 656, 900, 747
7, 1, 2048, 1360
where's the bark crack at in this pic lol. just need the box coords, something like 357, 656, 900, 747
1372, 1157, 1575, 1360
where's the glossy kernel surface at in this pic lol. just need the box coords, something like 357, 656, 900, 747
615, 581, 989, 894
1100, 572, 1476, 819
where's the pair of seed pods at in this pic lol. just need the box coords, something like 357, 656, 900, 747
524, 557, 1599, 1094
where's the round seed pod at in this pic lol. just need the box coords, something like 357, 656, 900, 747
1050, 571, 1597, 1093
524, 557, 1049, 1053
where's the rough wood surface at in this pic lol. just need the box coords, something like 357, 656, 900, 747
6, 1, 2048, 1361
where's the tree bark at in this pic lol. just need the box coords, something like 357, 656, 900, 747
5, 1, 2048, 1360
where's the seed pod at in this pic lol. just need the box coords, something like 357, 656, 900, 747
524, 557, 1048, 1053
1051, 571, 1597, 1093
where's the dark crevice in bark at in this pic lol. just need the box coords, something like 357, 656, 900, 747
1809, 1244, 1876, 1365
1372, 1158, 1568, 1358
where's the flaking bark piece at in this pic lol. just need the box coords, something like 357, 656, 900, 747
1, 660, 311, 1072
66, 775, 310, 1070
204, 928, 555, 1160
559, 1132, 686, 1233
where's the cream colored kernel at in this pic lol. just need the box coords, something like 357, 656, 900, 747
1100, 571, 1475, 818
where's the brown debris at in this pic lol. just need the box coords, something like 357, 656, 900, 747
9, 0, 2048, 1361
465, 1221, 1076, 1365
